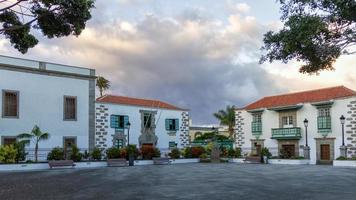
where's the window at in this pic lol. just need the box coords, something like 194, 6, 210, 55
282, 116, 293, 128
110, 115, 129, 129
143, 113, 152, 128
318, 108, 330, 117
64, 96, 77, 120
116, 139, 124, 149
252, 113, 262, 122
2, 90, 19, 118
2, 137, 17, 146
169, 141, 177, 149
166, 119, 179, 131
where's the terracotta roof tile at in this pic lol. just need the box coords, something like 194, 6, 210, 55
96, 95, 187, 111
245, 86, 356, 110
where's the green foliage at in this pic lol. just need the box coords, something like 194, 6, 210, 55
83, 150, 90, 160
199, 153, 208, 159
47, 147, 64, 161
0, 145, 18, 163
213, 105, 236, 139
69, 145, 83, 162
226, 148, 242, 158
91, 148, 102, 160
261, 0, 356, 74
336, 156, 347, 160
168, 148, 181, 159
13, 142, 27, 162
194, 132, 230, 141
0, 0, 95, 53
96, 76, 111, 97
17, 125, 50, 162
261, 147, 272, 158
126, 145, 139, 159
106, 147, 121, 159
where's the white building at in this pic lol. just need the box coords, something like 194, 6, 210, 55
95, 95, 190, 154
235, 86, 356, 164
0, 55, 96, 160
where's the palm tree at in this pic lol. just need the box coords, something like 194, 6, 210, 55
96, 76, 110, 97
17, 125, 50, 162
213, 105, 236, 139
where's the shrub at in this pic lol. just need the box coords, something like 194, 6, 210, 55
191, 146, 205, 158
140, 146, 161, 160
13, 142, 27, 163
119, 148, 127, 159
83, 150, 90, 160
47, 147, 64, 161
168, 148, 181, 159
227, 148, 236, 158
261, 147, 272, 158
234, 148, 242, 158
336, 156, 347, 160
70, 145, 83, 162
126, 145, 139, 159
106, 147, 121, 159
220, 147, 229, 157
200, 153, 208, 159
183, 147, 193, 158
91, 148, 102, 160
0, 145, 18, 163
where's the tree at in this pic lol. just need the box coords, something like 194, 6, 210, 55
96, 76, 110, 97
0, 0, 95, 53
17, 125, 50, 162
213, 105, 236, 139
260, 0, 356, 74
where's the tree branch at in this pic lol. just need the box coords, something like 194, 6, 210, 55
0, 0, 28, 12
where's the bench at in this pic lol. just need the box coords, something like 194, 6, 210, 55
107, 159, 128, 167
153, 157, 171, 165
48, 160, 76, 169
244, 156, 261, 164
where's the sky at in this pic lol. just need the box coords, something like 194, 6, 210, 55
0, 0, 355, 125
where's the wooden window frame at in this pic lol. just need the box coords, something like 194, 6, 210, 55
1, 136, 17, 146
63, 96, 77, 121
2, 90, 19, 118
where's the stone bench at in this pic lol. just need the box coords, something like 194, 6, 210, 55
153, 157, 171, 165
244, 156, 261, 164
48, 160, 76, 169
107, 159, 128, 167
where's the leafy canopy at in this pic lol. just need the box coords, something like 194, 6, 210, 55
0, 0, 95, 53
260, 0, 356, 74
213, 105, 236, 138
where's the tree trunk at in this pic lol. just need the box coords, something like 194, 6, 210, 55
35, 142, 38, 163
100, 88, 103, 97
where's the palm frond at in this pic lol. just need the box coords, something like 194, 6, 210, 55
39, 132, 50, 141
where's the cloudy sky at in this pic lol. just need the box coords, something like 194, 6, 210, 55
1, 0, 355, 125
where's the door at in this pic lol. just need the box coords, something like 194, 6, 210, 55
64, 138, 76, 159
320, 144, 330, 161
281, 144, 295, 158
255, 144, 262, 156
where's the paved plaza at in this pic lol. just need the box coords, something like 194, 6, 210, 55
0, 163, 356, 200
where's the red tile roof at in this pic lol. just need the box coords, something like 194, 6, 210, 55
244, 86, 356, 111
96, 95, 187, 111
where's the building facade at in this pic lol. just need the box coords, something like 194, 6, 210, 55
235, 86, 356, 164
0, 55, 96, 160
189, 125, 229, 143
95, 95, 190, 155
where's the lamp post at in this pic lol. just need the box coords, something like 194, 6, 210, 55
340, 115, 347, 158
211, 126, 220, 163
126, 121, 134, 166
303, 118, 310, 159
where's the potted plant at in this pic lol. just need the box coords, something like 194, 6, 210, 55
261, 147, 272, 164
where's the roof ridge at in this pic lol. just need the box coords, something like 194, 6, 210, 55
263, 85, 347, 98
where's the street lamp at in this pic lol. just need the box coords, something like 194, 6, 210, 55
303, 118, 310, 159
340, 115, 345, 146
304, 119, 309, 147
126, 121, 131, 146
126, 121, 134, 166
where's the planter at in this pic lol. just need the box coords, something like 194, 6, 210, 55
169, 158, 199, 164
269, 159, 310, 165
199, 158, 211, 163
0, 163, 49, 171
134, 160, 154, 165
230, 158, 245, 163
333, 160, 356, 167
75, 161, 107, 168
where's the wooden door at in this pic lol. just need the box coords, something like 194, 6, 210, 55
320, 144, 330, 160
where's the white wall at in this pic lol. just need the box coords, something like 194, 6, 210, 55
238, 97, 355, 164
0, 70, 90, 150
96, 103, 187, 153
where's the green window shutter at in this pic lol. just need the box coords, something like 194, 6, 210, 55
110, 115, 119, 128
165, 119, 170, 130
124, 116, 129, 129
175, 119, 179, 131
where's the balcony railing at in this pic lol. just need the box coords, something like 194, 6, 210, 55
251, 121, 262, 135
271, 127, 301, 139
318, 116, 331, 130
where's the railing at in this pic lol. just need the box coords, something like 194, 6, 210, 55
251, 121, 262, 135
191, 140, 234, 149
318, 116, 331, 130
271, 127, 301, 139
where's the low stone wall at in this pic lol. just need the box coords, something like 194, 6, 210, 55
333, 160, 356, 167
269, 159, 310, 165
230, 158, 245, 163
